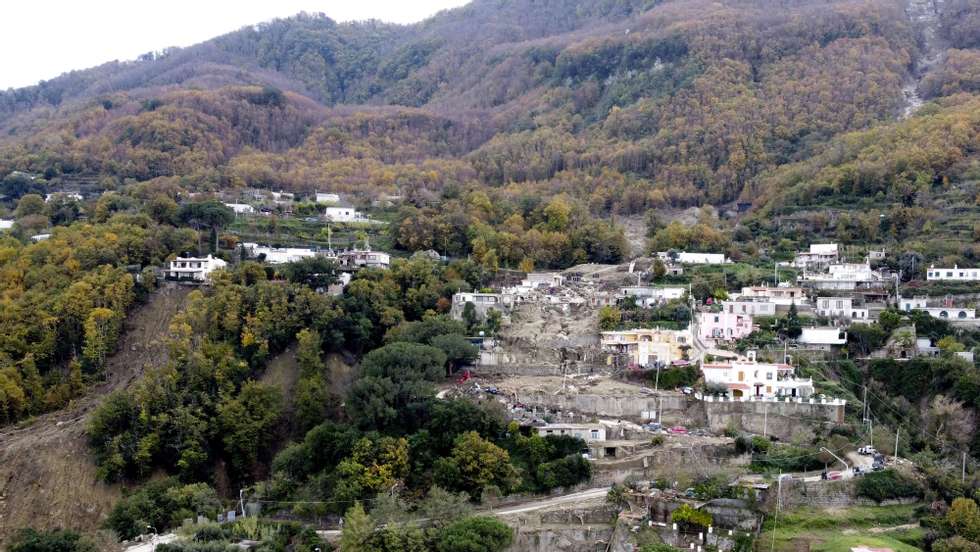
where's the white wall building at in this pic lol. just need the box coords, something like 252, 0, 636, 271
324, 205, 364, 222
338, 249, 390, 270
44, 192, 83, 203
798, 327, 848, 350
701, 351, 813, 399
451, 291, 514, 321
816, 296, 869, 320
167, 255, 227, 283
224, 203, 255, 215
315, 192, 341, 204
800, 262, 887, 291
901, 296, 977, 321
620, 286, 686, 307
738, 284, 807, 306
536, 423, 606, 442
793, 243, 839, 269
720, 298, 777, 317
243, 243, 318, 265
927, 265, 980, 281
0, 219, 13, 231
656, 251, 729, 265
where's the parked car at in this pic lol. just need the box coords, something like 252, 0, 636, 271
668, 426, 688, 435
681, 387, 694, 395
643, 422, 663, 432
824, 471, 843, 480
852, 467, 865, 476
858, 446, 877, 455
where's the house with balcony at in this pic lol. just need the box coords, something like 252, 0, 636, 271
816, 296, 869, 321
337, 249, 390, 270
698, 310, 754, 342
701, 351, 814, 399
901, 295, 977, 322
166, 255, 227, 284
242, 243, 318, 265
738, 284, 807, 306
656, 251, 729, 265
720, 298, 777, 317
600, 327, 692, 367
800, 262, 890, 292
793, 243, 839, 270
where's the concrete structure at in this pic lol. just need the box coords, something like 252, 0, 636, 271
927, 265, 980, 281
315, 192, 341, 204
451, 291, 514, 322
901, 295, 977, 321
720, 298, 777, 317
701, 351, 814, 399
800, 262, 889, 291
536, 423, 606, 442
656, 251, 729, 265
620, 286, 686, 307
324, 204, 363, 222
336, 249, 390, 270
44, 192, 83, 202
698, 310, 753, 342
166, 255, 227, 283
798, 327, 848, 350
600, 327, 692, 367
243, 243, 318, 264
30, 233, 50, 241
0, 219, 13, 231
816, 296, 869, 321
738, 284, 806, 306
224, 203, 255, 215
793, 243, 839, 269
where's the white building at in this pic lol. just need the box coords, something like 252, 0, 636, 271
315, 192, 341, 204
800, 262, 887, 291
0, 219, 13, 231
698, 310, 754, 342
338, 249, 390, 270
793, 243, 839, 269
600, 327, 692, 367
927, 265, 980, 281
798, 327, 848, 350
451, 291, 514, 321
656, 251, 729, 265
816, 296, 869, 321
30, 233, 51, 241
901, 296, 977, 321
620, 286, 686, 307
738, 284, 807, 306
224, 203, 255, 215
536, 423, 606, 442
167, 255, 227, 283
324, 205, 364, 222
44, 192, 83, 203
701, 351, 813, 399
243, 243, 318, 265
720, 298, 777, 317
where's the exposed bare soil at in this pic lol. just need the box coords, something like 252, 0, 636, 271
0, 285, 191, 543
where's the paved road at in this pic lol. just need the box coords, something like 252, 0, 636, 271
122, 534, 177, 552
489, 486, 611, 516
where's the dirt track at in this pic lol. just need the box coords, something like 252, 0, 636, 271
0, 285, 191, 542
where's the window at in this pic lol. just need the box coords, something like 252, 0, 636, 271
959, 311, 968, 319
766, 372, 773, 380
591, 429, 599, 440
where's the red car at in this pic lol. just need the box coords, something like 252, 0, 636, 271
668, 426, 688, 435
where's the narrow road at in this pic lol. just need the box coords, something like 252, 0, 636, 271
489, 486, 610, 516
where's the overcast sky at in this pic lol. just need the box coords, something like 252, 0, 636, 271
1, 0, 469, 89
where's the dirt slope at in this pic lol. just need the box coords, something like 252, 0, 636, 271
0, 284, 191, 543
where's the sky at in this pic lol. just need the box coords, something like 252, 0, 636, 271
0, 0, 470, 90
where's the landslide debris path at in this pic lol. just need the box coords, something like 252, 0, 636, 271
0, 285, 191, 542
902, 0, 946, 118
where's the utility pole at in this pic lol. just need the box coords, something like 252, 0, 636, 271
763, 403, 769, 438
862, 386, 868, 423
963, 452, 968, 484
894, 428, 900, 459
655, 362, 662, 392
770, 472, 782, 552
869, 417, 874, 449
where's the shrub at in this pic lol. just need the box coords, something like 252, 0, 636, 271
651, 435, 665, 446
671, 504, 712, 530
856, 470, 923, 502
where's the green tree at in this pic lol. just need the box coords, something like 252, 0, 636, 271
218, 381, 284, 481
435, 431, 518, 500
339, 502, 375, 552
435, 516, 513, 552
82, 307, 118, 370
599, 306, 621, 331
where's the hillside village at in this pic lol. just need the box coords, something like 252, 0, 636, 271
4, 0, 980, 550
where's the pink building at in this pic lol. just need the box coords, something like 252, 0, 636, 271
698, 310, 754, 342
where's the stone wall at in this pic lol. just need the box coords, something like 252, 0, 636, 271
702, 398, 845, 441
